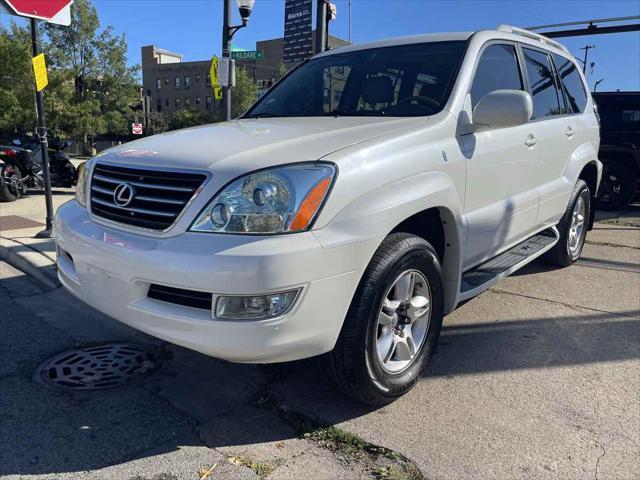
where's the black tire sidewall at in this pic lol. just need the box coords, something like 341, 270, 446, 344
362, 237, 444, 400
0, 165, 21, 202
598, 161, 636, 210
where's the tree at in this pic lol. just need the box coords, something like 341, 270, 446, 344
274, 62, 288, 82
43, 0, 139, 141
146, 111, 169, 135
0, 23, 35, 136
170, 108, 207, 130
231, 67, 258, 118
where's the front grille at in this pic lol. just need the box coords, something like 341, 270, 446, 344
90, 163, 207, 231
147, 284, 212, 310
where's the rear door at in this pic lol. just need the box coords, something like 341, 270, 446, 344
461, 42, 540, 269
519, 47, 585, 226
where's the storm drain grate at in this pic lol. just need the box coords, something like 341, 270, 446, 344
37, 343, 163, 390
0, 215, 45, 232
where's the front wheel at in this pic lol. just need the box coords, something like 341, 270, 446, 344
323, 233, 444, 405
546, 179, 590, 267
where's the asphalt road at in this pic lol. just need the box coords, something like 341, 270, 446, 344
1, 194, 638, 480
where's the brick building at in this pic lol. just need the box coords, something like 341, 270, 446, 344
141, 33, 348, 116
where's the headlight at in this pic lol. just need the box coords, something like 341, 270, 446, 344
75, 160, 90, 207
190, 163, 336, 234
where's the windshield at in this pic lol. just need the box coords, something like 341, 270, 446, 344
245, 41, 467, 118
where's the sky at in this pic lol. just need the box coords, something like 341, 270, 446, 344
2, 0, 639, 91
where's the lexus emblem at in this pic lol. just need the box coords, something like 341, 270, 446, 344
113, 183, 135, 207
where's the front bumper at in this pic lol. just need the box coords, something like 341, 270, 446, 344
54, 201, 378, 363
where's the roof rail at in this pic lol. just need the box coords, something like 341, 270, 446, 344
496, 24, 570, 54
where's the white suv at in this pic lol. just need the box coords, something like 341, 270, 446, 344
54, 26, 601, 405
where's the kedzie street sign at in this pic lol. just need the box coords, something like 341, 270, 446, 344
231, 50, 264, 60
0, 0, 73, 25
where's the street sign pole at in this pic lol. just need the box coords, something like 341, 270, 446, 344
30, 18, 54, 239
222, 0, 232, 121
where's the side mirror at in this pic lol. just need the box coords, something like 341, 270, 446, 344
472, 90, 533, 130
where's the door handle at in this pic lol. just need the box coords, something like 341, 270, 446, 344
565, 126, 576, 138
524, 134, 538, 147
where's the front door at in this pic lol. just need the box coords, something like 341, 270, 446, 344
460, 42, 540, 270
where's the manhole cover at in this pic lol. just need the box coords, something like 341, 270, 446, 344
37, 343, 162, 390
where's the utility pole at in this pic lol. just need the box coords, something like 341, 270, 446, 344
348, 0, 352, 44
315, 0, 328, 54
30, 18, 54, 238
579, 44, 595, 74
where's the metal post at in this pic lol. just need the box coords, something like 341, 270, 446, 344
348, 0, 352, 44
315, 0, 327, 54
222, 0, 232, 121
30, 18, 54, 238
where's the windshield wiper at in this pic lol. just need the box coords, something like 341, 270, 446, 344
243, 112, 284, 119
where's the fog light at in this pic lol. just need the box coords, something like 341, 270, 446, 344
214, 289, 300, 320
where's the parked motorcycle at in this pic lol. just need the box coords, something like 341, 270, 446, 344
0, 135, 77, 202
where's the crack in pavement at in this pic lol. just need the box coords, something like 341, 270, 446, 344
585, 239, 640, 250
489, 287, 640, 319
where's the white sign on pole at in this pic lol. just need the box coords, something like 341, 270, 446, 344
218, 58, 230, 88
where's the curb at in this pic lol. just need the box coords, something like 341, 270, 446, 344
0, 240, 61, 291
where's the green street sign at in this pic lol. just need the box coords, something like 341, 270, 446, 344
231, 50, 264, 60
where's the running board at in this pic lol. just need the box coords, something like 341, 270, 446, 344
459, 227, 559, 302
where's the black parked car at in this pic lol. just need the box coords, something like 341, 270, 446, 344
592, 91, 640, 209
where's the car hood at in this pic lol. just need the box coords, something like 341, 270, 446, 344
95, 116, 427, 172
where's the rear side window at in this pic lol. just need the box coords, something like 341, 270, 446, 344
522, 47, 563, 119
552, 54, 588, 114
471, 44, 523, 108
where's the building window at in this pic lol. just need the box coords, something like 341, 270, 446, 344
185, 75, 191, 89
185, 97, 191, 107
333, 90, 341, 103
175, 77, 181, 89
196, 74, 201, 83
206, 73, 211, 86
156, 98, 162, 112
196, 96, 201, 105
206, 96, 212, 109
165, 98, 169, 107
175, 98, 181, 109
146, 89, 151, 97
156, 79, 161, 91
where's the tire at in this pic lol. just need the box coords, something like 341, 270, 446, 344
597, 160, 637, 210
0, 165, 22, 202
546, 179, 590, 267
323, 233, 444, 406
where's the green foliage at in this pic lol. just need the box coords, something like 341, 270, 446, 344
274, 62, 288, 82
231, 67, 258, 118
42, 0, 140, 140
0, 23, 35, 135
146, 111, 169, 135
170, 108, 208, 130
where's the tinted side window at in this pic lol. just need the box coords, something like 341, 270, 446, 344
523, 48, 563, 119
471, 44, 523, 108
552, 54, 587, 114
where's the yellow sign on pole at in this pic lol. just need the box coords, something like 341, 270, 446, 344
210, 55, 223, 101
32, 53, 48, 92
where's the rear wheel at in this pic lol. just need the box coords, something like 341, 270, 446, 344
597, 160, 636, 210
0, 165, 22, 202
547, 179, 590, 267
323, 233, 444, 405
